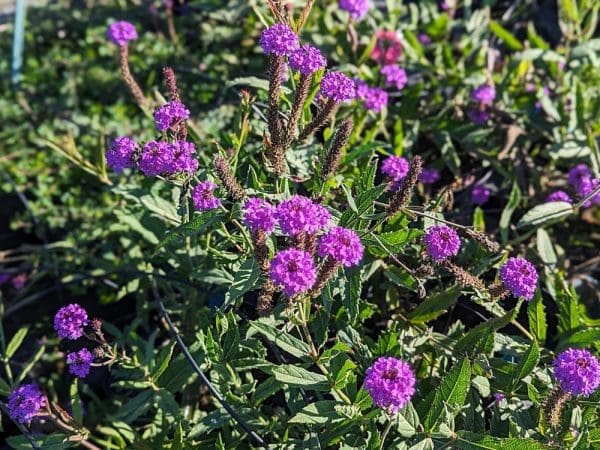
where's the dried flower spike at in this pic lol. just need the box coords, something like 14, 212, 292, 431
321, 118, 352, 179
214, 155, 246, 201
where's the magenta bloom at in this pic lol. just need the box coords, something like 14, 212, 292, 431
577, 178, 600, 208
567, 164, 592, 189
11, 273, 26, 290
493, 392, 506, 403
320, 72, 356, 103
67, 348, 94, 378
467, 109, 490, 125
364, 357, 416, 414
381, 65, 407, 90
499, 257, 538, 301
318, 227, 364, 267
54, 304, 88, 340
107, 21, 138, 46
153, 101, 190, 132
7, 384, 46, 424
371, 30, 403, 65
363, 87, 388, 112
381, 155, 409, 181
471, 184, 491, 206
259, 24, 299, 56
276, 196, 330, 236
192, 181, 221, 211
139, 141, 174, 176
422, 225, 461, 261
420, 168, 441, 184
243, 198, 277, 234
553, 348, 600, 397
106, 136, 138, 172
171, 141, 198, 174
418, 33, 432, 45
269, 249, 317, 296
471, 84, 496, 106
339, 0, 370, 20
545, 190, 572, 204
289, 45, 326, 75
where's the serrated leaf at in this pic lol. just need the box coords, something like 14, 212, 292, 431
517, 202, 573, 228
456, 431, 550, 449
248, 321, 311, 359
407, 287, 460, 323
455, 308, 518, 354
157, 211, 223, 248
223, 258, 261, 306
397, 402, 419, 437
508, 341, 539, 392
272, 365, 330, 391
152, 342, 175, 381
289, 401, 341, 424
527, 294, 547, 342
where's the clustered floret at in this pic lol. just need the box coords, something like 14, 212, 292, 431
546, 190, 572, 204
106, 21, 138, 46
567, 164, 600, 208
318, 227, 364, 267
54, 304, 89, 340
381, 155, 409, 182
362, 87, 388, 112
471, 184, 491, 206
153, 101, 191, 132
471, 84, 496, 106
67, 348, 94, 378
269, 248, 317, 296
381, 65, 407, 90
259, 24, 299, 56
320, 72, 357, 103
192, 181, 221, 211
364, 357, 416, 414
553, 348, 600, 397
106, 136, 138, 172
289, 44, 327, 75
339, 0, 371, 20
276, 195, 330, 236
422, 225, 461, 261
499, 257, 538, 301
243, 198, 278, 234
7, 384, 46, 424
371, 30, 402, 65
420, 168, 440, 184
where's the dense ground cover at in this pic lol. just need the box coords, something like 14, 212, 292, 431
0, 0, 599, 448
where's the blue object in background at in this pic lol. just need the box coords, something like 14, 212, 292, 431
11, 0, 27, 88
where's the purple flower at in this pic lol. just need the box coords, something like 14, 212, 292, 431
363, 87, 388, 112
171, 141, 198, 174
553, 348, 600, 397
545, 190, 572, 204
422, 225, 461, 261
139, 141, 174, 176
106, 21, 138, 46
54, 304, 88, 340
381, 155, 409, 181
289, 45, 327, 75
471, 84, 496, 106
153, 101, 191, 132
420, 168, 440, 184
67, 348, 94, 378
192, 181, 221, 211
318, 227, 364, 267
364, 357, 416, 414
7, 384, 46, 424
0, 274, 10, 285
320, 72, 356, 103
381, 65, 407, 90
493, 392, 506, 403
269, 249, 317, 297
418, 33, 432, 45
567, 164, 592, 189
11, 273, 26, 290
354, 79, 369, 98
499, 257, 538, 301
276, 196, 331, 236
106, 136, 138, 172
467, 109, 490, 125
577, 178, 600, 208
339, 0, 371, 20
471, 184, 491, 206
243, 198, 277, 234
259, 24, 299, 56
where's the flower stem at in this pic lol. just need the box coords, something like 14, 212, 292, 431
379, 419, 394, 450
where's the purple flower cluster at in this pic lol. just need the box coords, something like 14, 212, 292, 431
192, 181, 221, 211
54, 304, 88, 340
339, 0, 371, 20
276, 196, 330, 236
499, 257, 538, 301
553, 348, 600, 397
106, 136, 138, 172
546, 190, 572, 204
138, 140, 198, 176
361, 87, 388, 113
7, 384, 46, 424
567, 164, 600, 207
467, 109, 490, 125
106, 21, 138, 46
381, 155, 409, 182
422, 225, 461, 261
471, 84, 496, 106
420, 168, 440, 184
381, 65, 407, 90
269, 248, 317, 296
364, 357, 416, 414
67, 348, 94, 378
243, 198, 278, 234
259, 24, 299, 56
320, 72, 357, 103
318, 227, 364, 267
289, 45, 327, 75
153, 101, 191, 132
472, 184, 491, 206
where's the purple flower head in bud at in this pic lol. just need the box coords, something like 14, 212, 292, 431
139, 140, 175, 176
363, 87, 388, 112
364, 357, 416, 415
153, 101, 190, 132
107, 21, 138, 46
192, 181, 221, 211
259, 24, 299, 56
67, 348, 94, 378
243, 198, 277, 235
499, 257, 538, 301
339, 0, 371, 20
545, 190, 572, 204
54, 304, 89, 340
289, 45, 327, 75
320, 72, 356, 103
420, 168, 441, 184
276, 195, 331, 236
318, 227, 364, 267
418, 33, 432, 45
422, 225, 461, 261
269, 249, 317, 297
553, 348, 600, 397
381, 65, 407, 90
381, 155, 409, 181
8, 384, 46, 424
106, 137, 138, 172
471, 84, 496, 106
472, 184, 491, 206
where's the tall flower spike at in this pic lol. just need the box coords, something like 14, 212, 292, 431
108, 22, 146, 107
387, 155, 423, 216
438, 259, 485, 290
463, 229, 500, 253
214, 155, 246, 201
321, 118, 352, 179
163, 66, 180, 102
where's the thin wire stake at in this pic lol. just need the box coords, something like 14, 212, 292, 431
152, 281, 268, 448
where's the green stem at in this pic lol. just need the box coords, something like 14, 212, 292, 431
379, 419, 394, 450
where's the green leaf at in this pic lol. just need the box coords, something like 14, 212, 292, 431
527, 294, 547, 342
507, 341, 540, 392
423, 358, 471, 431
344, 268, 362, 325
499, 182, 521, 242
5, 327, 28, 359
70, 379, 83, 424
223, 258, 261, 306
517, 202, 573, 229
152, 342, 175, 381
157, 211, 223, 249
455, 307, 518, 355
489, 20, 524, 50
248, 321, 311, 359
16, 345, 45, 385
289, 401, 341, 424
456, 431, 550, 449
407, 287, 460, 323
272, 365, 330, 391
397, 402, 420, 437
